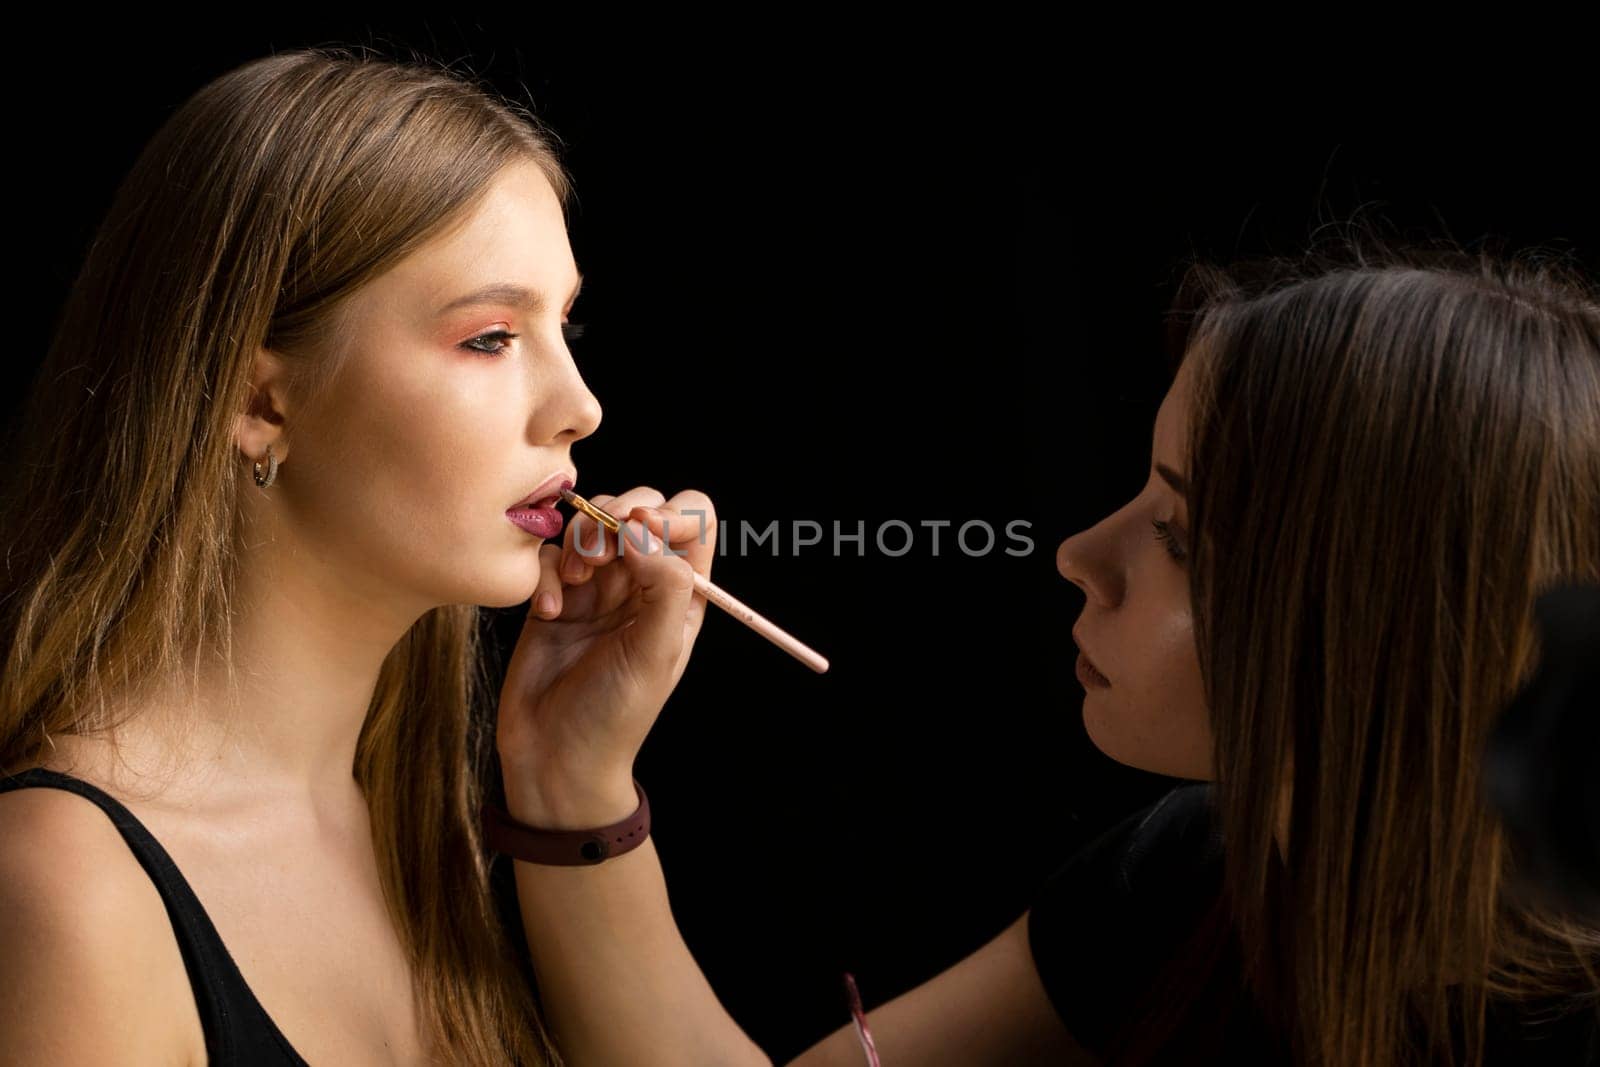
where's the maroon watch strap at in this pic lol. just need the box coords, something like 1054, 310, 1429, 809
481, 778, 650, 866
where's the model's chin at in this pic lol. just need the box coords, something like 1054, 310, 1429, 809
476, 567, 550, 612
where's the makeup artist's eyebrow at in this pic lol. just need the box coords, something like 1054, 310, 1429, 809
1155, 462, 1188, 495
435, 272, 584, 317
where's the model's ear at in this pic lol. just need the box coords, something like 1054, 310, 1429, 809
234, 347, 291, 466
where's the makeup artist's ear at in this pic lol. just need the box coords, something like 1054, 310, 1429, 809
234, 347, 292, 467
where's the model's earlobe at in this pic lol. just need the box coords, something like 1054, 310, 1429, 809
235, 349, 293, 479
233, 407, 288, 479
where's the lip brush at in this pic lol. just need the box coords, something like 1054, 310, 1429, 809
559, 488, 830, 674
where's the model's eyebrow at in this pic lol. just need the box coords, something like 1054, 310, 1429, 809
1155, 462, 1188, 496
435, 272, 584, 316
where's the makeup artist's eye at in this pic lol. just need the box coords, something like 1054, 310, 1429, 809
460, 323, 587, 358
1151, 518, 1188, 563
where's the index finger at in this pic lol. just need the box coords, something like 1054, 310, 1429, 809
631, 490, 717, 576
564, 487, 668, 573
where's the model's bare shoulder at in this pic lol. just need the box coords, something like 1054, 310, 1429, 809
0, 785, 208, 1066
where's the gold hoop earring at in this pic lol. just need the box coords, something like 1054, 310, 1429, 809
253, 444, 279, 488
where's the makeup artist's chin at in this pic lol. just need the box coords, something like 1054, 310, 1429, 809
1082, 699, 1155, 773
1082, 706, 1215, 781
1081, 702, 1137, 770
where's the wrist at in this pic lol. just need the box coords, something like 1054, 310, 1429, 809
500, 762, 639, 830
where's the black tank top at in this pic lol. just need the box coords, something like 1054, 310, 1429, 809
1, 766, 313, 1065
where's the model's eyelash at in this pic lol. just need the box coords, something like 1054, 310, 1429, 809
1152, 518, 1188, 563
461, 322, 587, 358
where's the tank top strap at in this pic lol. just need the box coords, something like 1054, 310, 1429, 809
0, 765, 312, 1065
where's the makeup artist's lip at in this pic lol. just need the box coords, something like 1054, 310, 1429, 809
1076, 652, 1111, 689
1072, 627, 1111, 686
509, 471, 576, 511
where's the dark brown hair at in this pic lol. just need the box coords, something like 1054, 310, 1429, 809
0, 45, 581, 1064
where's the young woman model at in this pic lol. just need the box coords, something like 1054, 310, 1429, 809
0, 46, 688, 1065
1, 46, 1595, 1067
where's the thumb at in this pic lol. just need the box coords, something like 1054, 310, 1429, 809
615, 517, 698, 674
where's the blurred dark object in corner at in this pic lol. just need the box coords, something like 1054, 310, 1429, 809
1484, 582, 1600, 921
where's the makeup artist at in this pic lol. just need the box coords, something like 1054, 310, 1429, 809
500, 236, 1600, 1066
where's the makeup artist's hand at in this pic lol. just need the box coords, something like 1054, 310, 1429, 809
494, 487, 717, 826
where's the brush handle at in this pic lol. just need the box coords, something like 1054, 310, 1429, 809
691, 570, 830, 674
563, 488, 829, 673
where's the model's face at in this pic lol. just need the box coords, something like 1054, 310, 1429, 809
1055, 355, 1211, 779
277, 160, 601, 610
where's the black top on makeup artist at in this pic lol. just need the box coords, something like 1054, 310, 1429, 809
1027, 783, 1600, 1065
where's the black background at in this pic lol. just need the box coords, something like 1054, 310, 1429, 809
11, 24, 1597, 1062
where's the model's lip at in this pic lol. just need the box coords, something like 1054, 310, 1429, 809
1072, 626, 1110, 683
509, 471, 576, 510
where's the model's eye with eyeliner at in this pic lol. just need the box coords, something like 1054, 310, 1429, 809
460, 322, 587, 358
461, 329, 518, 357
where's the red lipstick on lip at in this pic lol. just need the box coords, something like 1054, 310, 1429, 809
510, 472, 576, 510
507, 474, 574, 538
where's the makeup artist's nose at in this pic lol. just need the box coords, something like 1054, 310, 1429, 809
1056, 522, 1122, 608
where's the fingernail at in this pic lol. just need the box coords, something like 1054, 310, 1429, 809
562, 554, 583, 580
536, 593, 557, 615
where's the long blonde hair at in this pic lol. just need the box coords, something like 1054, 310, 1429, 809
0, 46, 578, 1065
1115, 222, 1600, 1066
